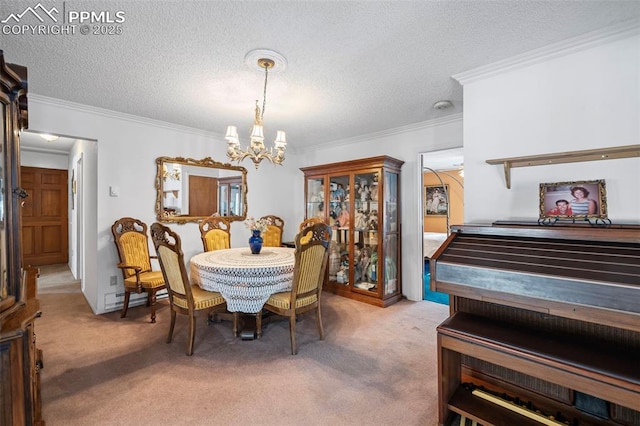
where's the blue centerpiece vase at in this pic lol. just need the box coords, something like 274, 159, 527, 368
249, 230, 263, 254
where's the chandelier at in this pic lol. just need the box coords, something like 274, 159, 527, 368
225, 56, 287, 169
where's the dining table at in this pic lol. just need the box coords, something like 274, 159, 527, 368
190, 246, 296, 338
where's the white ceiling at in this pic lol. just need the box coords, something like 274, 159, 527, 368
20, 131, 78, 153
4, 1, 640, 152
422, 148, 464, 172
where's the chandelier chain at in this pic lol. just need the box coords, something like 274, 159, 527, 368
261, 63, 269, 121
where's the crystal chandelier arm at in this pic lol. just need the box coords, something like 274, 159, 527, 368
227, 144, 276, 169
226, 135, 285, 168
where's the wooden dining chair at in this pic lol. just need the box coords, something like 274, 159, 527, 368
199, 215, 231, 251
262, 222, 332, 354
150, 222, 228, 356
260, 215, 284, 247
111, 217, 166, 323
298, 217, 324, 232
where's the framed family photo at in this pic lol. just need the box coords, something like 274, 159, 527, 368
539, 179, 608, 220
424, 185, 448, 216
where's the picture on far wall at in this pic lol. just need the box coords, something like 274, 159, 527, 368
424, 185, 448, 216
539, 179, 607, 219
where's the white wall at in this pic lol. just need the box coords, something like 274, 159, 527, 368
21, 149, 68, 169
460, 29, 640, 224
68, 139, 98, 292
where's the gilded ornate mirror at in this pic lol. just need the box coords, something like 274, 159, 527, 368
155, 157, 247, 224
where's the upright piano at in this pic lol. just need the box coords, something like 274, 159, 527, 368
431, 223, 640, 426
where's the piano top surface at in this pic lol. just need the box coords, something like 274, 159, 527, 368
432, 224, 640, 327
435, 224, 639, 285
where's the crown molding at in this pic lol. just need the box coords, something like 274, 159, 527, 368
453, 18, 640, 85
29, 93, 222, 139
300, 113, 463, 154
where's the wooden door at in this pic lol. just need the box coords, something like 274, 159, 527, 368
189, 175, 217, 216
21, 167, 69, 266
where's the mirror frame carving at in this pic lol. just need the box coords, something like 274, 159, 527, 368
155, 156, 248, 224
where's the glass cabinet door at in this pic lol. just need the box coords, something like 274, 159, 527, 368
353, 171, 379, 293
383, 171, 399, 295
306, 177, 325, 221
327, 175, 349, 285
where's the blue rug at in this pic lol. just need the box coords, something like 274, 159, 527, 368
423, 261, 449, 305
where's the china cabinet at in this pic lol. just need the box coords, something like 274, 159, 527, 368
301, 156, 403, 307
0, 50, 44, 425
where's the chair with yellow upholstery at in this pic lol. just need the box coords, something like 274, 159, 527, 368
298, 217, 324, 232
150, 222, 228, 356
199, 215, 231, 252
260, 215, 284, 247
111, 217, 166, 323
262, 222, 332, 354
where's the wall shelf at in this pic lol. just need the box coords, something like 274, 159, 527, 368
486, 144, 640, 188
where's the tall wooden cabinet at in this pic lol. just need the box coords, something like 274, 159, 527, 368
0, 50, 44, 425
301, 156, 404, 307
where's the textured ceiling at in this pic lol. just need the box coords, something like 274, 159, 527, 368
3, 1, 640, 151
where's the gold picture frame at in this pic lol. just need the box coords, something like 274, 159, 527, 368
155, 157, 248, 224
539, 179, 608, 220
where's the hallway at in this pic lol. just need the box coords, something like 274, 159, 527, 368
37, 264, 81, 294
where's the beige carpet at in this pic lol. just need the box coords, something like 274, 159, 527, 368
37, 264, 82, 294
36, 266, 448, 426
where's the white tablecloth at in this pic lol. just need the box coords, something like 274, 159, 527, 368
190, 247, 295, 313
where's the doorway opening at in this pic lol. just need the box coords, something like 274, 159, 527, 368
20, 130, 97, 291
420, 147, 464, 304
